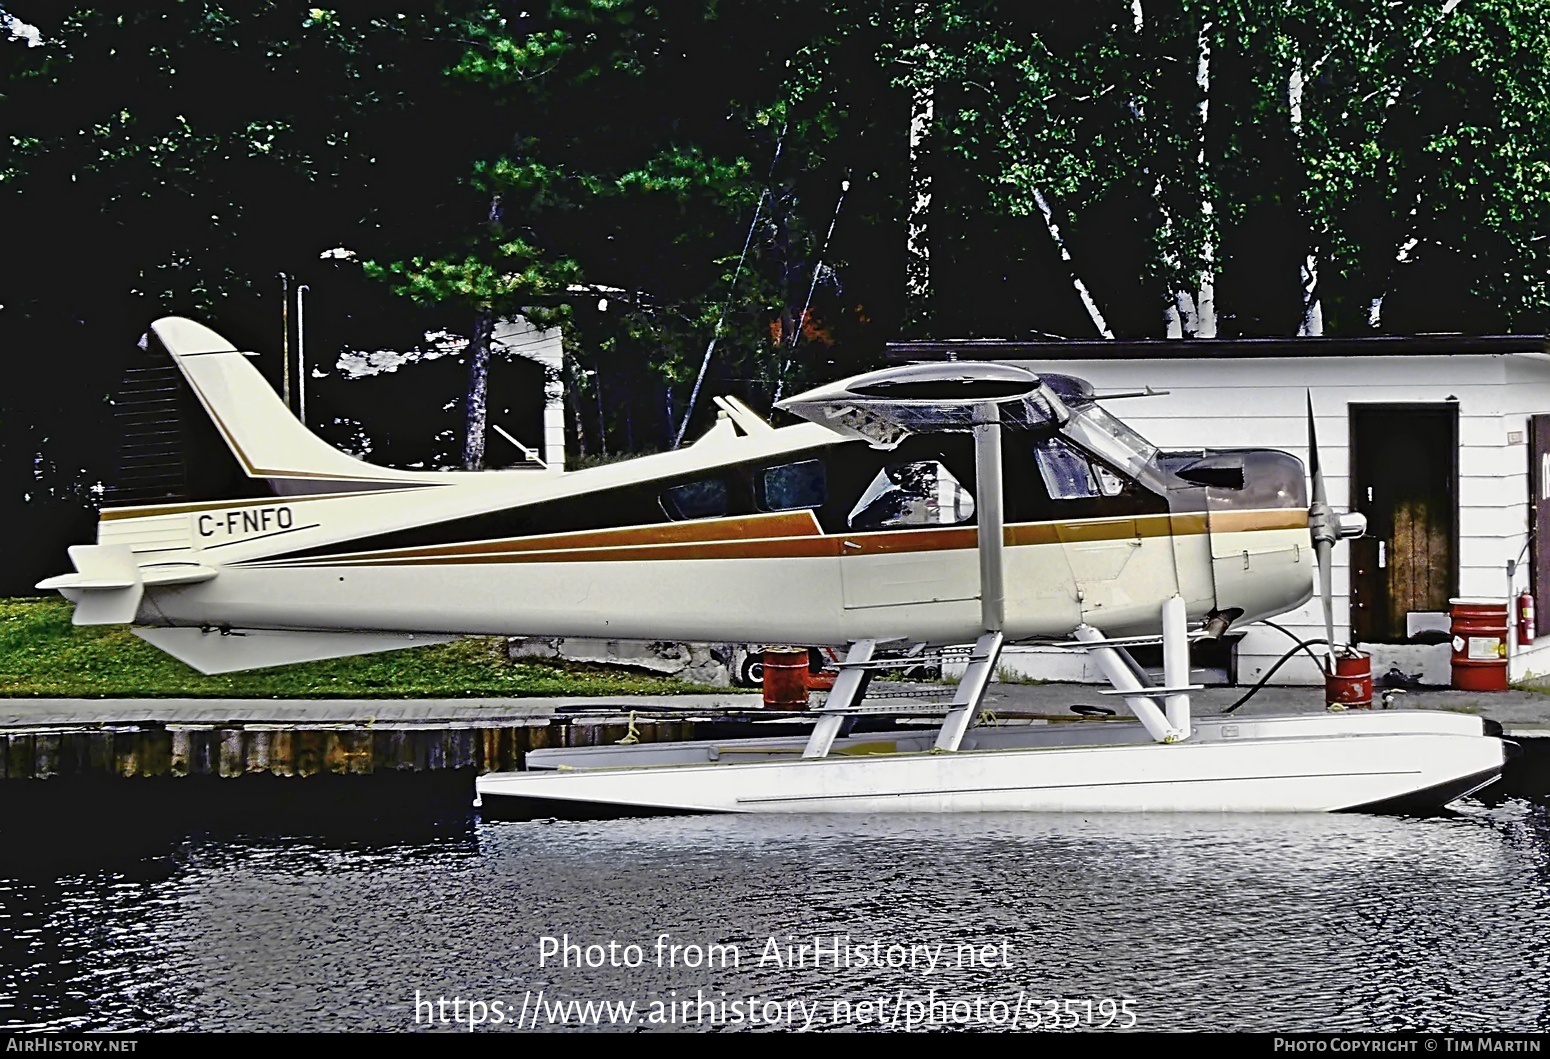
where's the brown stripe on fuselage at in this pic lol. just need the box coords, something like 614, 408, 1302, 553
843, 526, 978, 554
265, 510, 827, 566
1168, 512, 1211, 536
350, 535, 848, 566
244, 507, 1307, 569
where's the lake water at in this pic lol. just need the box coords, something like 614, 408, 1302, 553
1, 778, 1547, 1033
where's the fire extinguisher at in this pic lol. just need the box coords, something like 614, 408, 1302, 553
1519, 591, 1537, 644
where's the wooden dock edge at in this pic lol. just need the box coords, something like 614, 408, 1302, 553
0, 717, 705, 781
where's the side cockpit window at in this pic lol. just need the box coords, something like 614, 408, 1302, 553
660, 478, 728, 520
1035, 438, 1125, 499
758, 459, 826, 511
848, 460, 975, 529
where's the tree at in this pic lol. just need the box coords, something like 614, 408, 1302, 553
0, 2, 482, 589
1286, 0, 1550, 332
368, 0, 900, 461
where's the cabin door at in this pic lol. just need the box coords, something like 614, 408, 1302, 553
1348, 404, 1458, 643
839, 458, 980, 610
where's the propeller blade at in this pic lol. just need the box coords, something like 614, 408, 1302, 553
1308, 391, 1335, 670
1317, 537, 1335, 667
1307, 391, 1327, 510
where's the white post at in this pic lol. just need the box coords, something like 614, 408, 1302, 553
974, 402, 1005, 632
296, 283, 309, 430
1074, 625, 1183, 744
279, 272, 291, 408
542, 334, 566, 471
1162, 594, 1192, 736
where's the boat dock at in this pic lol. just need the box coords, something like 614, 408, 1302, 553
0, 694, 760, 781
0, 683, 1545, 788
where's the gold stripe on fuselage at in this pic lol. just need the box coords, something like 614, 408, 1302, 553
234, 508, 1307, 568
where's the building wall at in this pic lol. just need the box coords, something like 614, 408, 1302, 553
991, 353, 1550, 686
491, 316, 566, 470
1500, 355, 1550, 681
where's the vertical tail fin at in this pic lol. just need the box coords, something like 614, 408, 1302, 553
148, 317, 426, 494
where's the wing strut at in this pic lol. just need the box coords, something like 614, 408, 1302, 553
933, 401, 1010, 752
802, 639, 878, 759
1074, 595, 1196, 743
801, 399, 1015, 758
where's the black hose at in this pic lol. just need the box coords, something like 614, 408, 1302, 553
1221, 621, 1331, 714
1257, 618, 1334, 675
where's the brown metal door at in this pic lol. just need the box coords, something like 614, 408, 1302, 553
1530, 415, 1550, 609
1349, 404, 1458, 643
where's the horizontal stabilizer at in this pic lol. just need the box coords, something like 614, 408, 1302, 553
39, 547, 216, 626
132, 626, 459, 674
36, 545, 144, 625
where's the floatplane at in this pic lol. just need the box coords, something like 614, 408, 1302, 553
41, 318, 1507, 814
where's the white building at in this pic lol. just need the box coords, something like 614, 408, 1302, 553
889, 335, 1550, 686
490, 315, 566, 471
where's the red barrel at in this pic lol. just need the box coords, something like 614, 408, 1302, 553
762, 646, 811, 709
1450, 598, 1510, 692
1325, 649, 1373, 709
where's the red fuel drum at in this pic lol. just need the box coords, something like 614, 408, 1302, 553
1325, 650, 1373, 709
1450, 599, 1510, 692
762, 646, 812, 709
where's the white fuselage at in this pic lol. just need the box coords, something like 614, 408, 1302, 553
50, 316, 1317, 667
106, 465, 1312, 648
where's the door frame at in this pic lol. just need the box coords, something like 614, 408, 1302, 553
1528, 414, 1550, 619
1347, 401, 1460, 643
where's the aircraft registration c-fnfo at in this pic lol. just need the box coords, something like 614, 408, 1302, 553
39, 317, 1508, 814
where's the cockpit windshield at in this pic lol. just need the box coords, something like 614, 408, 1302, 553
1058, 402, 1163, 491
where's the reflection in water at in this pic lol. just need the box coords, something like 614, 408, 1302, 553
1, 791, 1547, 1032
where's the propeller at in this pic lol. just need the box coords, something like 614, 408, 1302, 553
1307, 393, 1335, 671
1307, 392, 1368, 672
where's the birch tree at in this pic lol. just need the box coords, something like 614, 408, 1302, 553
924, 3, 1235, 339
1284, 0, 1550, 332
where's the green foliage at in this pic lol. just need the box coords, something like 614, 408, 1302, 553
354, 0, 885, 452
365, 245, 580, 311
0, 598, 719, 698
5, 1, 1550, 568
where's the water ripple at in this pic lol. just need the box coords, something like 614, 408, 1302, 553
1, 798, 1547, 1031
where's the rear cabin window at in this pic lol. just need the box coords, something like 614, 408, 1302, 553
758, 460, 826, 511
1034, 438, 1125, 500
660, 478, 728, 520
847, 460, 975, 529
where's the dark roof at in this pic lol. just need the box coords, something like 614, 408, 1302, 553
886, 334, 1550, 362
